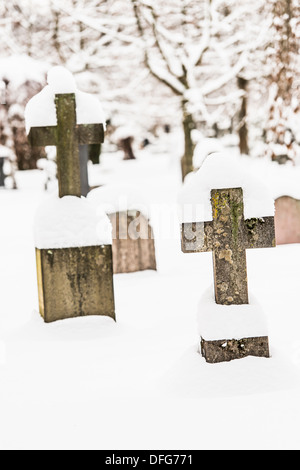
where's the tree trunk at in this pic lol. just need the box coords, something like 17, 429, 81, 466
181, 101, 195, 181
238, 77, 249, 156
121, 137, 136, 160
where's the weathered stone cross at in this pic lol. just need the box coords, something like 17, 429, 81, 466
181, 187, 276, 362
182, 187, 276, 305
28, 93, 104, 198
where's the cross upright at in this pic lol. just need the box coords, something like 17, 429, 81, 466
28, 93, 104, 198
181, 187, 276, 306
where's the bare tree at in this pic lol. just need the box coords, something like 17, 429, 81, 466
265, 0, 300, 164
130, 0, 267, 179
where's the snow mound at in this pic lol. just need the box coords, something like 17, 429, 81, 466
34, 196, 112, 249
193, 138, 224, 169
88, 183, 151, 219
0, 55, 48, 89
0, 145, 14, 159
198, 287, 269, 341
25, 66, 106, 134
113, 126, 136, 141
179, 152, 275, 222
47, 66, 77, 94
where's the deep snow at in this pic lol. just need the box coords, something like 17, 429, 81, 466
34, 195, 112, 249
1, 151, 300, 450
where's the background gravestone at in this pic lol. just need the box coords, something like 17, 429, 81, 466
89, 185, 157, 274
275, 196, 300, 245
109, 211, 156, 274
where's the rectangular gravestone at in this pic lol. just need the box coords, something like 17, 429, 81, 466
36, 245, 115, 323
109, 211, 157, 274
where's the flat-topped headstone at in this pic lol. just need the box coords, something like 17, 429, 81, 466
179, 153, 276, 363
275, 196, 300, 245
25, 66, 105, 198
34, 196, 115, 323
89, 184, 157, 274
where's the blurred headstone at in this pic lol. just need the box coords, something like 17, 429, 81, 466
275, 196, 300, 245
109, 211, 156, 274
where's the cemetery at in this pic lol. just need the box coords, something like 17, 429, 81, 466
0, 0, 300, 452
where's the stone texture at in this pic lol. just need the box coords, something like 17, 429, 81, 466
181, 188, 276, 305
181, 187, 276, 363
275, 196, 300, 245
36, 245, 115, 323
109, 211, 157, 274
201, 336, 270, 364
79, 144, 90, 197
54, 93, 81, 198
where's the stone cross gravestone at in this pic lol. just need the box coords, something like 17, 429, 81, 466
180, 153, 276, 363
26, 66, 105, 198
26, 67, 115, 323
28, 93, 104, 197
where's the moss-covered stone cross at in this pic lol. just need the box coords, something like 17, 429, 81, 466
28, 93, 104, 198
181, 187, 276, 306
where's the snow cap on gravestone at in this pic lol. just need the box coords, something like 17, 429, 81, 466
25, 66, 106, 133
47, 66, 77, 94
179, 152, 275, 223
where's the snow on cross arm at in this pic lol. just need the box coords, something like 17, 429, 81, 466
25, 66, 106, 134
178, 152, 275, 223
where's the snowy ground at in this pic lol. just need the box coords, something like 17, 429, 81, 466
1, 149, 300, 450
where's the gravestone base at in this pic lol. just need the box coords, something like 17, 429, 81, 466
201, 336, 270, 364
36, 245, 115, 323
109, 211, 157, 274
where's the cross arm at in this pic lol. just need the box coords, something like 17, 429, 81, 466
77, 124, 105, 145
244, 216, 276, 249
28, 126, 57, 147
181, 221, 214, 253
